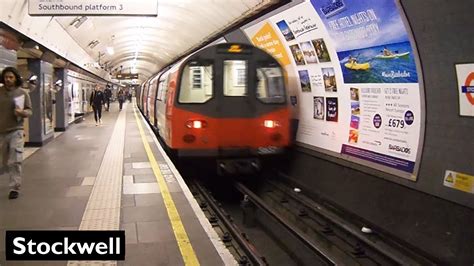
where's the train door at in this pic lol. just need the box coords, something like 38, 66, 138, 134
214, 53, 257, 148
148, 76, 158, 127
143, 82, 151, 118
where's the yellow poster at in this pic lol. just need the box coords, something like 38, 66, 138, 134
443, 170, 474, 194
251, 22, 291, 66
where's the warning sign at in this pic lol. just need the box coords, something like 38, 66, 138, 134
455, 63, 474, 116
443, 170, 474, 194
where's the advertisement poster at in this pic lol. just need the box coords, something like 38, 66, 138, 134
66, 79, 75, 123
455, 63, 474, 116
242, 0, 423, 180
43, 74, 54, 135
312, 0, 418, 84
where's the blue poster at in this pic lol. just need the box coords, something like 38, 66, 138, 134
311, 0, 418, 83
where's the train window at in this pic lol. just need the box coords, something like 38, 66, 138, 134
256, 63, 285, 104
162, 75, 169, 102
223, 60, 247, 96
179, 61, 213, 103
157, 80, 165, 101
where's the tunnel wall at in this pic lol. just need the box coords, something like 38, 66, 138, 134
230, 0, 474, 264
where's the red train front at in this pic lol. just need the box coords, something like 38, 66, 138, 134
139, 43, 291, 174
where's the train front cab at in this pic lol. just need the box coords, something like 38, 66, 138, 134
169, 43, 290, 173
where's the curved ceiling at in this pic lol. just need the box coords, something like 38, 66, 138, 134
53, 0, 279, 83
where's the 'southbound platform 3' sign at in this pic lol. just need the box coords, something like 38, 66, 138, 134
28, 0, 158, 16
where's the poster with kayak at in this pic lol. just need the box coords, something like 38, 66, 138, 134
310, 0, 418, 84
242, 0, 424, 180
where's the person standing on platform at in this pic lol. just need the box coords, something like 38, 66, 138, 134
104, 84, 112, 111
0, 67, 33, 200
90, 85, 105, 126
117, 89, 125, 111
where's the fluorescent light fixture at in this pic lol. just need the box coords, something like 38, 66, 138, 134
87, 40, 100, 49
69, 16, 88, 29
106, 47, 114, 55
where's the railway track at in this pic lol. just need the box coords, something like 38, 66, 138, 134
188, 179, 268, 265
185, 169, 436, 265
245, 175, 436, 265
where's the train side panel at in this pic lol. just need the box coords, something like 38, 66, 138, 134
156, 70, 170, 143
164, 69, 179, 148
141, 82, 149, 117
148, 75, 159, 128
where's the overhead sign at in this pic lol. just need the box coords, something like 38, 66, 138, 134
28, 0, 158, 16
116, 73, 138, 80
455, 63, 474, 116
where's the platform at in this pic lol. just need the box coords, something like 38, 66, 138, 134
0, 101, 235, 265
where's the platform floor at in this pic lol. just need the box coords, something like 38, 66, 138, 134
0, 101, 235, 265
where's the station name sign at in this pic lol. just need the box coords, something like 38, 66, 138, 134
28, 0, 158, 16
116, 73, 138, 80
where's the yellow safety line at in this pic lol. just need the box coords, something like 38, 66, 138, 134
133, 107, 200, 266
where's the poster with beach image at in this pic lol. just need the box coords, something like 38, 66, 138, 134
311, 0, 418, 84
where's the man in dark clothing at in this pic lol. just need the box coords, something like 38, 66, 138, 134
90, 86, 105, 126
104, 85, 112, 111
117, 89, 125, 111
0, 67, 33, 199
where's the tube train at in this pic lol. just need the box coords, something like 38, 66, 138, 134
137, 43, 290, 174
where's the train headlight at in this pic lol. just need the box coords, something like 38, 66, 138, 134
264, 120, 280, 128
186, 120, 207, 129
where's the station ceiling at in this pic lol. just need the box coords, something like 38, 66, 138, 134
2, 0, 281, 84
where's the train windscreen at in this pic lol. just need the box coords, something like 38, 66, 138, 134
178, 61, 214, 103
223, 60, 247, 97
256, 62, 285, 104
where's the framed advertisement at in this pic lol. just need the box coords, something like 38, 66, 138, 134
43, 73, 54, 135
242, 0, 425, 181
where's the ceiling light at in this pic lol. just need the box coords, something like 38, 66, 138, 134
106, 47, 114, 55
87, 40, 100, 49
69, 16, 88, 29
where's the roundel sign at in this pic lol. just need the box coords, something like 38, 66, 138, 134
463, 72, 474, 105
455, 63, 474, 116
